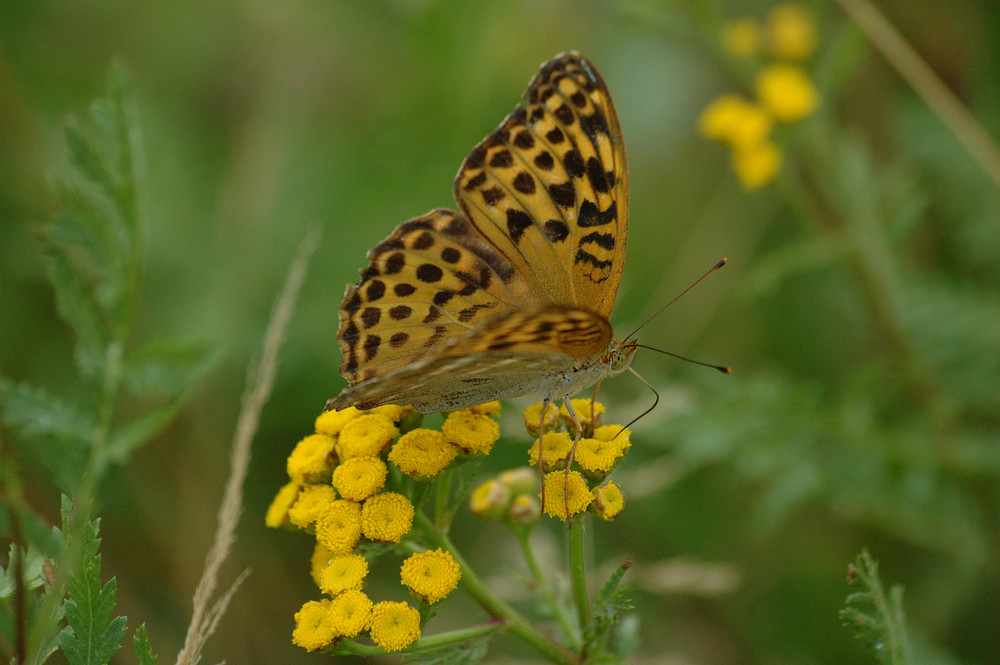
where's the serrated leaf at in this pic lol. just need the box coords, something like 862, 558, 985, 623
65, 121, 117, 201
0, 544, 49, 598
122, 338, 214, 399
403, 635, 492, 665
133, 624, 158, 665
839, 551, 913, 665
0, 379, 96, 446
104, 400, 185, 464
59, 521, 128, 665
43, 246, 108, 380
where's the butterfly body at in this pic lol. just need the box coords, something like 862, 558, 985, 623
328, 52, 632, 416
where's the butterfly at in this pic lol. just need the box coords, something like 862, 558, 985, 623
326, 52, 636, 425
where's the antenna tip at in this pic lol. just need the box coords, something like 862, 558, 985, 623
716, 257, 728, 268
717, 365, 732, 374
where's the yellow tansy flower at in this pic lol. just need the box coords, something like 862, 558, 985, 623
541, 470, 593, 520
561, 398, 605, 436
332, 456, 387, 501
528, 432, 573, 472
469, 478, 512, 519
698, 94, 773, 147
523, 401, 562, 435
288, 484, 337, 530
755, 63, 818, 122
767, 3, 818, 60
400, 548, 461, 604
287, 433, 336, 483
315, 407, 360, 437
388, 429, 459, 480
292, 599, 334, 651
337, 413, 399, 460
731, 140, 782, 190
722, 17, 762, 56
265, 481, 302, 529
443, 409, 500, 454
310, 542, 335, 587
361, 492, 414, 543
592, 482, 625, 521
574, 437, 626, 477
468, 401, 502, 417
320, 553, 369, 595
369, 601, 421, 652
592, 424, 631, 449
315, 499, 363, 554
329, 589, 373, 638
367, 404, 408, 422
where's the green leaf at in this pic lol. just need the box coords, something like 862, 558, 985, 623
402, 635, 492, 665
839, 550, 913, 665
104, 401, 185, 464
0, 543, 49, 598
133, 624, 158, 665
122, 337, 215, 399
43, 245, 108, 381
58, 520, 129, 665
0, 379, 96, 447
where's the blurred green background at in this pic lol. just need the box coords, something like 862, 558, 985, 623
2, 0, 999, 663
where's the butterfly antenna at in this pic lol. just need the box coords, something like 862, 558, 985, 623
624, 258, 727, 342
636, 344, 731, 374
617, 367, 660, 436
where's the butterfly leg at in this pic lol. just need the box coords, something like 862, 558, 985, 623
562, 397, 585, 526
537, 398, 552, 514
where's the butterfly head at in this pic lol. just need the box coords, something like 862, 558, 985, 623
607, 338, 639, 375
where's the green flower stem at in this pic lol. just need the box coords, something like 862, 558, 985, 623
568, 518, 591, 633
515, 528, 580, 647
416, 511, 578, 665
335, 621, 502, 656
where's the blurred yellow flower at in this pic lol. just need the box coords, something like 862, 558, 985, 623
592, 482, 626, 521
470, 478, 512, 519
286, 433, 336, 483
366, 404, 409, 422
767, 3, 818, 60
731, 140, 782, 190
508, 494, 541, 526
541, 470, 593, 520
315, 499, 363, 554
722, 17, 763, 56
291, 599, 334, 651
288, 484, 337, 530
332, 455, 387, 501
442, 409, 500, 454
337, 413, 399, 460
329, 589, 372, 638
369, 601, 421, 651
400, 548, 461, 604
265, 481, 302, 528
697, 94, 773, 147
320, 553, 369, 595
756, 63, 819, 122
388, 429, 459, 479
361, 492, 414, 543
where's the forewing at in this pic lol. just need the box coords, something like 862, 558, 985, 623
329, 305, 611, 414
339, 209, 530, 384
453, 52, 629, 318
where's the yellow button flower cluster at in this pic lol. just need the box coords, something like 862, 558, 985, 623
698, 3, 820, 190
511, 400, 631, 521
271, 402, 505, 653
